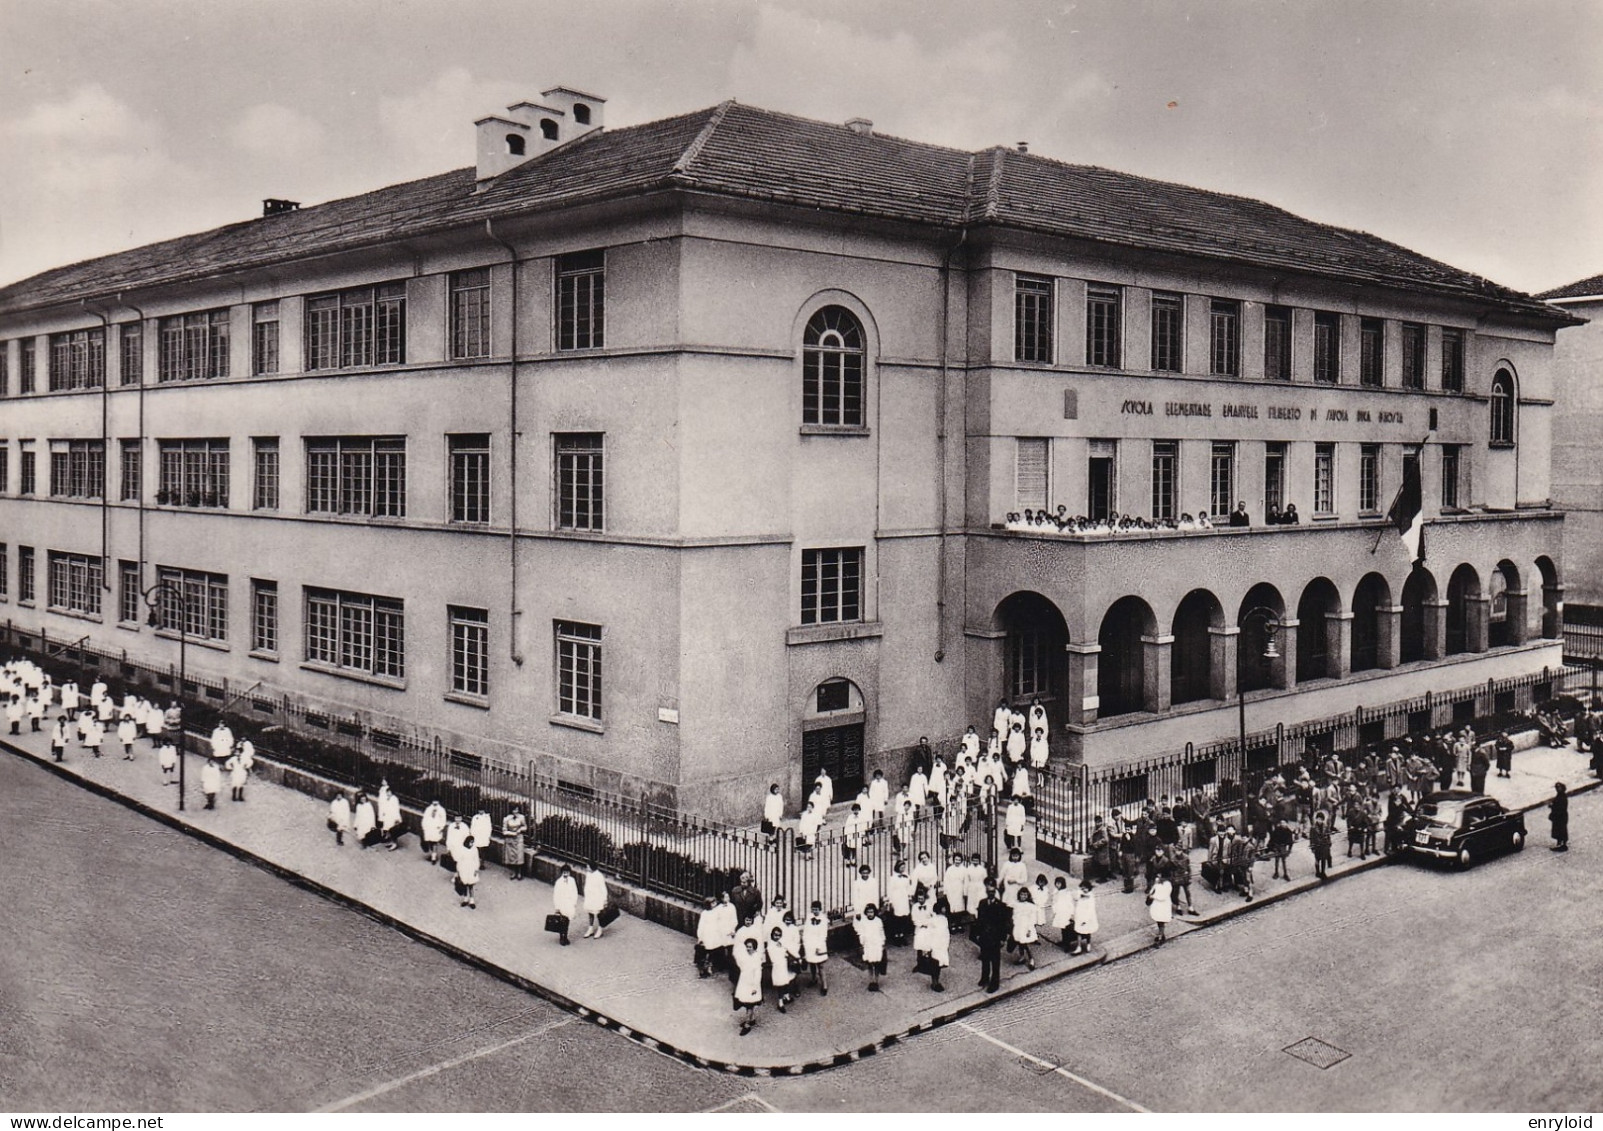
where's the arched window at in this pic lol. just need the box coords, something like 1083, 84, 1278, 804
1490, 369, 1515, 445
802, 306, 865, 427
505, 133, 526, 156
540, 119, 559, 141
573, 103, 592, 125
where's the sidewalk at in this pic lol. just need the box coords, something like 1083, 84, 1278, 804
4, 723, 1595, 1074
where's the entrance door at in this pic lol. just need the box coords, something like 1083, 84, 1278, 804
802, 724, 865, 798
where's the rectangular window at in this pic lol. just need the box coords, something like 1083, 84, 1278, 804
156, 439, 229, 508
1263, 305, 1292, 382
1150, 292, 1183, 373
252, 302, 280, 376
449, 433, 492, 524
557, 250, 605, 351
1085, 284, 1121, 368
18, 546, 34, 603
0, 543, 7, 600
48, 328, 106, 391
1264, 441, 1287, 517
1151, 440, 1178, 522
19, 442, 35, 496
1314, 442, 1336, 515
251, 579, 278, 655
1360, 443, 1381, 513
450, 605, 490, 698
450, 269, 492, 359
48, 439, 106, 499
554, 432, 603, 531
154, 566, 229, 643
157, 309, 231, 382
1313, 312, 1341, 384
1087, 439, 1117, 522
252, 438, 279, 510
1359, 318, 1384, 386
119, 560, 140, 624
119, 439, 141, 502
47, 551, 104, 618
304, 436, 406, 518
20, 339, 36, 394
305, 284, 406, 370
555, 620, 602, 721
119, 322, 143, 386
1014, 274, 1054, 364
1401, 323, 1425, 389
304, 587, 405, 680
1209, 299, 1240, 377
1015, 437, 1049, 513
1441, 329, 1465, 393
0, 443, 7, 494
1442, 445, 1461, 509
1210, 442, 1235, 518
0, 341, 8, 396
800, 547, 864, 626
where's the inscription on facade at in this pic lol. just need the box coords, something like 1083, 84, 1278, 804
1112, 397, 1402, 428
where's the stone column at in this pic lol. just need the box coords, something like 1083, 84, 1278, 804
1377, 605, 1403, 669
1504, 589, 1530, 646
1273, 619, 1298, 691
1424, 599, 1448, 660
1142, 633, 1173, 713
1210, 625, 1238, 701
1466, 595, 1491, 653
1064, 641, 1101, 726
1326, 611, 1353, 680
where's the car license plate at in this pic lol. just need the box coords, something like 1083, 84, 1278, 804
1415, 832, 1430, 844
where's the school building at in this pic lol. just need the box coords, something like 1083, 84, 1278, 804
0, 90, 1580, 821
1536, 273, 1602, 626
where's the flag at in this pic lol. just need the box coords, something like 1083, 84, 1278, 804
1387, 456, 1425, 564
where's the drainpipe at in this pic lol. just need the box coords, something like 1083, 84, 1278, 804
934, 226, 968, 662
119, 294, 147, 584
83, 300, 115, 591
484, 219, 525, 665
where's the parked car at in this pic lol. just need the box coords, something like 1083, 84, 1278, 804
1402, 791, 1526, 868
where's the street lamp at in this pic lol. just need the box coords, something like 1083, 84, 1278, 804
143, 580, 188, 812
1236, 606, 1282, 823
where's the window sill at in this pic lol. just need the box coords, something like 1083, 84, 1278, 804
299, 661, 406, 691
154, 629, 229, 653
248, 649, 280, 663
1488, 441, 1516, 450
18, 600, 35, 609
799, 424, 871, 437
549, 713, 603, 734
445, 691, 490, 711
46, 608, 103, 624
1311, 513, 1340, 523
1357, 511, 1383, 520
786, 620, 884, 646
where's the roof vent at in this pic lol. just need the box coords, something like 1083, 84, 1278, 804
846, 117, 873, 136
262, 198, 301, 216
1016, 141, 1029, 154
476, 87, 606, 184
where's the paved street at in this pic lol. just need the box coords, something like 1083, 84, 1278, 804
4, 745, 1598, 1112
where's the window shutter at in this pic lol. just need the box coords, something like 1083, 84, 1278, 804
1016, 438, 1049, 511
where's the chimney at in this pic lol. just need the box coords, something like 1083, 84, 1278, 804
476, 87, 605, 183
846, 117, 873, 136
262, 198, 300, 217
1016, 141, 1029, 154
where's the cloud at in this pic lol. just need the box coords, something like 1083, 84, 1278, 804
376, 66, 527, 175
8, 83, 152, 143
727, 3, 1111, 152
232, 103, 327, 159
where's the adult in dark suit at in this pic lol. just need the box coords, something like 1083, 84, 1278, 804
1550, 783, 1569, 851
971, 882, 1011, 993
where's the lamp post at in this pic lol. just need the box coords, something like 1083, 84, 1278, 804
143, 580, 188, 812
1236, 606, 1282, 822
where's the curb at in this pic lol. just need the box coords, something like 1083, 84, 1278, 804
0, 738, 1100, 1077
9, 738, 1596, 1076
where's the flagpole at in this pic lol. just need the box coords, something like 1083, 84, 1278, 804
1372, 433, 1433, 554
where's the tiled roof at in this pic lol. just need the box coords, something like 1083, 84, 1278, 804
0, 100, 1574, 323
1537, 273, 1603, 301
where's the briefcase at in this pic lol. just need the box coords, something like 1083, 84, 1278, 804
598, 905, 621, 928
544, 913, 569, 935
1201, 860, 1222, 891
914, 953, 940, 977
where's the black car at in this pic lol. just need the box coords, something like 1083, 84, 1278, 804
1402, 791, 1526, 868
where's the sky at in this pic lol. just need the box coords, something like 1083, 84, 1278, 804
2, 0, 1600, 294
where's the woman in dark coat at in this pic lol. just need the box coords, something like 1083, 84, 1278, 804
1549, 783, 1569, 851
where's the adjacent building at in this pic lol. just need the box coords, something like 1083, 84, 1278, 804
0, 91, 1578, 821
1536, 274, 1601, 625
